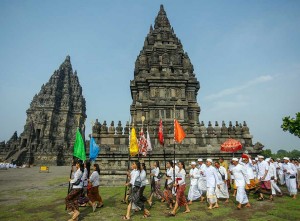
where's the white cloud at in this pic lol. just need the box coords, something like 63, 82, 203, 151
205, 75, 273, 100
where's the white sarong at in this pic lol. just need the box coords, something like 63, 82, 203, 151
215, 182, 229, 199
236, 186, 248, 204
286, 177, 297, 195
198, 178, 207, 196
188, 184, 201, 201
206, 187, 217, 204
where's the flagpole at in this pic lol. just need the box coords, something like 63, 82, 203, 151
173, 105, 176, 188
123, 117, 131, 203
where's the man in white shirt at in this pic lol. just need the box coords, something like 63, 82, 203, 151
197, 158, 207, 202
214, 161, 229, 203
231, 158, 251, 209
204, 159, 221, 209
187, 162, 201, 204
257, 155, 271, 200
282, 157, 297, 199
240, 154, 257, 194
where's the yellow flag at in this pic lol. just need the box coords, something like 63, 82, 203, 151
130, 127, 139, 156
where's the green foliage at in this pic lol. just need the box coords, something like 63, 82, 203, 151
281, 112, 300, 138
260, 149, 300, 159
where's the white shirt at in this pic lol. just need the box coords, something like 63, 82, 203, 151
90, 171, 100, 187
130, 169, 139, 186
189, 167, 200, 185
268, 163, 277, 180
82, 168, 89, 187
140, 169, 147, 187
257, 160, 269, 181
176, 168, 186, 186
204, 165, 221, 188
198, 163, 207, 180
282, 162, 297, 179
166, 167, 174, 185
70, 168, 83, 189
152, 167, 160, 182
240, 160, 255, 180
216, 166, 228, 181
232, 164, 250, 187
276, 162, 283, 175
229, 164, 235, 179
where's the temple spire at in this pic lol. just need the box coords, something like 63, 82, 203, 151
154, 4, 171, 29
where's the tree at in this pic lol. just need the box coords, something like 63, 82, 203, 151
281, 112, 300, 138
261, 149, 272, 157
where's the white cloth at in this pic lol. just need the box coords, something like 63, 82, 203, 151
275, 162, 285, 185
89, 171, 100, 187
166, 167, 174, 185
268, 163, 277, 180
188, 167, 201, 201
152, 167, 160, 182
140, 169, 147, 187
207, 187, 217, 204
130, 169, 139, 186
204, 166, 222, 188
215, 166, 229, 199
270, 180, 281, 195
176, 169, 186, 185
257, 160, 270, 181
70, 168, 83, 189
239, 159, 255, 180
82, 168, 88, 187
236, 186, 249, 204
189, 167, 200, 185
283, 162, 297, 195
197, 163, 207, 195
232, 164, 250, 187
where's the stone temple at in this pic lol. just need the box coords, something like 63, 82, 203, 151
0, 5, 263, 183
0, 56, 86, 166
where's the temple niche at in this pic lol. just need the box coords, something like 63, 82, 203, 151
1, 56, 86, 166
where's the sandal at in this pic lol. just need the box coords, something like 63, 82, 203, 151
122, 215, 130, 220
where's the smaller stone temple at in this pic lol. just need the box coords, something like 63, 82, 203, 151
0, 56, 86, 165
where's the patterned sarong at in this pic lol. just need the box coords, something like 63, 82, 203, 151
163, 182, 174, 204
87, 186, 103, 204
176, 184, 187, 207
65, 188, 82, 212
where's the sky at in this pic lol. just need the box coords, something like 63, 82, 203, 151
0, 0, 300, 152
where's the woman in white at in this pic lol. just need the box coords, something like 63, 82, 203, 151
87, 163, 103, 212
123, 161, 150, 220
65, 160, 84, 221
163, 161, 174, 210
231, 158, 251, 210
169, 161, 190, 216
187, 162, 201, 204
148, 161, 164, 206
214, 161, 229, 203
282, 157, 297, 199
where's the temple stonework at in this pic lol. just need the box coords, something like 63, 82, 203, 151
0, 56, 86, 165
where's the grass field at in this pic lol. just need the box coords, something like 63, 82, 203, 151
0, 173, 299, 221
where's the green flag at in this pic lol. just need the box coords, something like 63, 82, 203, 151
73, 128, 86, 161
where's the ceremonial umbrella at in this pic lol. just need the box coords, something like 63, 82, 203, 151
220, 138, 242, 153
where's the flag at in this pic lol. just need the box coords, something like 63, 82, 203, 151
138, 128, 148, 157
89, 137, 100, 161
130, 127, 139, 156
158, 119, 164, 146
174, 119, 186, 143
73, 128, 86, 161
146, 127, 152, 152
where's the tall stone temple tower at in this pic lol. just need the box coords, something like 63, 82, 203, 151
130, 5, 200, 130
1, 56, 86, 165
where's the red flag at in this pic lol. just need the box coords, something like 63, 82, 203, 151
174, 119, 186, 143
158, 119, 164, 146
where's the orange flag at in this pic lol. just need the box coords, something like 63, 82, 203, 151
174, 119, 186, 143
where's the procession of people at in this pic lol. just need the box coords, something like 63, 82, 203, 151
65, 155, 299, 220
